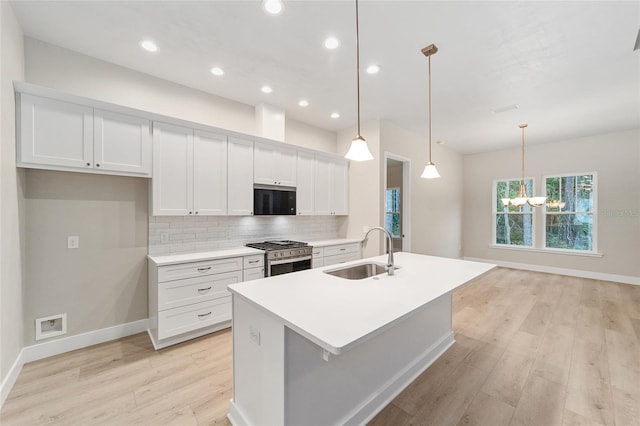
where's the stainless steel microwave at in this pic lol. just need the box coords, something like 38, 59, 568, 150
253, 185, 296, 215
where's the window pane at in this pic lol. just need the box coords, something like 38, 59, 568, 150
495, 213, 533, 246
576, 175, 594, 212
495, 179, 533, 212
385, 213, 401, 238
386, 188, 401, 213
546, 213, 593, 251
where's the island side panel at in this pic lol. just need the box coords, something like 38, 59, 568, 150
229, 296, 285, 426
284, 293, 454, 426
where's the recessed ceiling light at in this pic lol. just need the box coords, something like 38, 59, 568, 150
261, 85, 273, 94
210, 67, 224, 76
366, 64, 380, 74
298, 100, 309, 107
262, 0, 283, 15
330, 112, 340, 119
324, 37, 340, 50
140, 40, 158, 52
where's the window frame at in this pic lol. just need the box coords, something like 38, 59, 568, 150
543, 172, 598, 254
385, 187, 402, 238
492, 177, 537, 248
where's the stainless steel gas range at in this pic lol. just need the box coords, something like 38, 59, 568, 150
245, 240, 313, 277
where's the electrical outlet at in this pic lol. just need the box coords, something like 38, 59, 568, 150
249, 326, 261, 346
160, 232, 169, 243
67, 236, 79, 249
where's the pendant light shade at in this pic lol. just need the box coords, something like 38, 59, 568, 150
345, 135, 374, 161
420, 44, 440, 179
503, 124, 546, 207
420, 162, 440, 179
344, 0, 374, 162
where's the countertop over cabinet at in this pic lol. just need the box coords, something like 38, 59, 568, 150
307, 238, 362, 247
147, 247, 265, 267
227, 252, 496, 355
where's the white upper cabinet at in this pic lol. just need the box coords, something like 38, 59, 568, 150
152, 122, 194, 216
296, 152, 314, 215
152, 123, 228, 216
314, 156, 349, 216
19, 94, 94, 169
193, 130, 228, 216
253, 142, 297, 187
17, 93, 151, 177
228, 138, 254, 216
94, 109, 151, 175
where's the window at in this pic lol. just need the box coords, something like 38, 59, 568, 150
493, 179, 534, 247
385, 188, 401, 238
545, 173, 596, 252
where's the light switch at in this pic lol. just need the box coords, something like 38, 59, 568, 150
67, 236, 79, 249
160, 232, 169, 243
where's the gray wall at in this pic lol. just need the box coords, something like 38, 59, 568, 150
463, 128, 640, 280
1, 1, 25, 384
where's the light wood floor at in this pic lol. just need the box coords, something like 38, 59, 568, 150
2, 268, 639, 425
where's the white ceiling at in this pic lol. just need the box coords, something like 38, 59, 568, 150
10, 1, 640, 154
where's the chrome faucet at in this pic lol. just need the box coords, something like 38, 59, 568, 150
361, 227, 395, 276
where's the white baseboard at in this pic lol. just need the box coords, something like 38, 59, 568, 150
464, 257, 640, 286
0, 318, 149, 409
0, 350, 24, 408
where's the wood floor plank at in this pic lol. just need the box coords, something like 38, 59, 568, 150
562, 408, 606, 426
509, 374, 566, 426
368, 403, 412, 426
531, 328, 575, 386
455, 391, 515, 426
565, 339, 615, 426
481, 347, 536, 408
604, 329, 640, 395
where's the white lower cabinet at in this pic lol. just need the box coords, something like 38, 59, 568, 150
148, 253, 264, 349
312, 242, 361, 268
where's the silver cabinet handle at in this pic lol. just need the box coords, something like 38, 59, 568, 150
248, 259, 259, 264
197, 286, 212, 292
198, 312, 212, 318
340, 248, 346, 251
197, 266, 212, 272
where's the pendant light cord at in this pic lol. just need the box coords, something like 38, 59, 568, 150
428, 54, 432, 162
355, 0, 361, 137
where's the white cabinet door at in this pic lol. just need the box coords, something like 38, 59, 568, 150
93, 109, 151, 176
18, 94, 93, 169
314, 156, 332, 215
296, 152, 314, 215
228, 138, 254, 216
152, 122, 193, 216
194, 130, 227, 215
332, 159, 349, 215
253, 142, 297, 187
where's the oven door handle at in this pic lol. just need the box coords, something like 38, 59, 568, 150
269, 255, 312, 266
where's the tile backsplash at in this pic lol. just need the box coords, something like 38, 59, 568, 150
149, 215, 341, 256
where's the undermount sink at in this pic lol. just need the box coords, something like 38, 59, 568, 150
323, 262, 399, 280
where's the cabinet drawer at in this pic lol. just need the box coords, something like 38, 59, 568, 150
158, 297, 231, 340
323, 252, 361, 267
158, 257, 243, 282
243, 267, 265, 282
158, 270, 241, 311
243, 255, 264, 269
324, 243, 360, 257
312, 247, 324, 258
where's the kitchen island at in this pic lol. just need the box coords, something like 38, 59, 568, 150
226, 252, 495, 426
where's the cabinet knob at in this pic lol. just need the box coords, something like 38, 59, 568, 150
96, 164, 100, 167
195, 211, 199, 215
189, 211, 192, 215
86, 162, 91, 167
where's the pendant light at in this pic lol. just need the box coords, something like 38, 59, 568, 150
420, 44, 440, 179
501, 124, 546, 207
344, 0, 374, 162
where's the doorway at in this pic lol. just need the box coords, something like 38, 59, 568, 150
384, 153, 411, 253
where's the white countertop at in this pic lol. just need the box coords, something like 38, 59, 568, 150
307, 238, 362, 248
227, 252, 495, 355
147, 247, 265, 266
